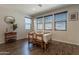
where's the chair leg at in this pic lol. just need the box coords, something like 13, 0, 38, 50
43, 43, 49, 52
44, 43, 47, 51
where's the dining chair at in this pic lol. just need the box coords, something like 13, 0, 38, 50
35, 33, 44, 49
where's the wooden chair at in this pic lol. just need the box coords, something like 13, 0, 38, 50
28, 32, 34, 43
32, 33, 37, 45
35, 33, 51, 51
28, 32, 37, 45
35, 33, 44, 49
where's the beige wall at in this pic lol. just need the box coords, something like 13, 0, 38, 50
34, 5, 79, 45
0, 7, 26, 44
0, 4, 79, 45
53, 5, 79, 45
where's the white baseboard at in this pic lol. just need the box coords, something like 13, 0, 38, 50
52, 39, 79, 46
0, 41, 5, 44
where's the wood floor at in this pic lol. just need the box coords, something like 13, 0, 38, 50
0, 39, 79, 55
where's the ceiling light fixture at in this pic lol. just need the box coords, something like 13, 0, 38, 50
38, 4, 42, 7
32, 4, 42, 11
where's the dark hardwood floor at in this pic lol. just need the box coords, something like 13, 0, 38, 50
0, 39, 79, 55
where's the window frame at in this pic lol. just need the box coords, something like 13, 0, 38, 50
36, 17, 43, 30
44, 15, 53, 30
54, 11, 67, 31
24, 17, 32, 30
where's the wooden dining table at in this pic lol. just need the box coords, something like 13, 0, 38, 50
28, 32, 52, 50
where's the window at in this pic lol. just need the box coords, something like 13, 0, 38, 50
54, 11, 67, 31
44, 15, 53, 30
35, 11, 67, 31
36, 17, 43, 30
25, 17, 31, 30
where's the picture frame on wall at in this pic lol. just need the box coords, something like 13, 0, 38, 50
69, 12, 78, 21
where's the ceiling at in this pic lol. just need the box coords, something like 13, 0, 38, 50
0, 4, 70, 17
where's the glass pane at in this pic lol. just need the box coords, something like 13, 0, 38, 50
45, 23, 52, 29
37, 23, 43, 29
55, 22, 66, 30
44, 15, 53, 23
37, 17, 43, 23
25, 18, 31, 23
25, 24, 31, 29
54, 12, 67, 21
25, 17, 31, 29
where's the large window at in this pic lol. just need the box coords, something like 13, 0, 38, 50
54, 11, 67, 31
36, 17, 43, 30
35, 11, 67, 31
44, 15, 53, 30
25, 17, 31, 30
